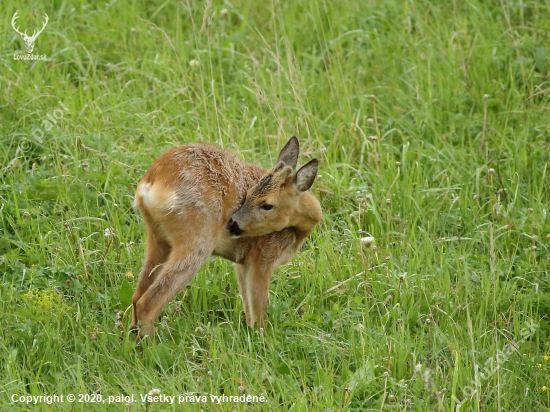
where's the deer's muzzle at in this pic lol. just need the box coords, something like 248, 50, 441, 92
227, 218, 244, 238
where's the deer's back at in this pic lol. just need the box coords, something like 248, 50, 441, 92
136, 143, 264, 222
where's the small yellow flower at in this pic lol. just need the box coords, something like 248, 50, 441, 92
544, 356, 549, 361
543, 386, 547, 392
125, 272, 134, 279
539, 364, 542, 368
22, 289, 70, 312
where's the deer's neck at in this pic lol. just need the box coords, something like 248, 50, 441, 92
290, 192, 322, 240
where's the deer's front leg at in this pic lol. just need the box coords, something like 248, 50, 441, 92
235, 263, 252, 326
248, 262, 273, 329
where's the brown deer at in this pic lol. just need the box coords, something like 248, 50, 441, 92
130, 137, 321, 339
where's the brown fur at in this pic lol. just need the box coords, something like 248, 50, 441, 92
130, 137, 322, 339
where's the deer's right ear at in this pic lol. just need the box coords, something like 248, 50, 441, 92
294, 159, 318, 193
276, 136, 299, 170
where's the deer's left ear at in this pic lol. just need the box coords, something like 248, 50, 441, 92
294, 159, 318, 193
277, 136, 299, 170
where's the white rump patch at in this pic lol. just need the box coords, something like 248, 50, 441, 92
138, 182, 183, 214
138, 183, 157, 209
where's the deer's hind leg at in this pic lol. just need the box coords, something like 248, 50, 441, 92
130, 220, 172, 331
133, 212, 219, 339
134, 242, 213, 339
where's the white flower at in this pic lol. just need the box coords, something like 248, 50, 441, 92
360, 236, 375, 246
148, 389, 161, 396
104, 228, 114, 238
189, 59, 200, 68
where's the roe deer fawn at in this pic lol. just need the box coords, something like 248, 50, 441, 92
131, 137, 322, 339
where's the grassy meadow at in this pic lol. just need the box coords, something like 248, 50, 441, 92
2, 0, 550, 410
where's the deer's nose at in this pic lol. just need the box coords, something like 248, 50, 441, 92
228, 218, 244, 238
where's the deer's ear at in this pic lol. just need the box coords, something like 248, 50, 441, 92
294, 159, 318, 193
276, 136, 299, 170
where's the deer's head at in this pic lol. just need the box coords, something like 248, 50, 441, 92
12, 11, 49, 54
228, 136, 319, 238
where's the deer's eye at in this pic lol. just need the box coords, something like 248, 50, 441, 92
260, 204, 274, 211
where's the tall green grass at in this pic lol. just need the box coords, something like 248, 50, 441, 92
2, 0, 550, 410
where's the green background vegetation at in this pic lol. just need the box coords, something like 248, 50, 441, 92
2, 0, 550, 410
